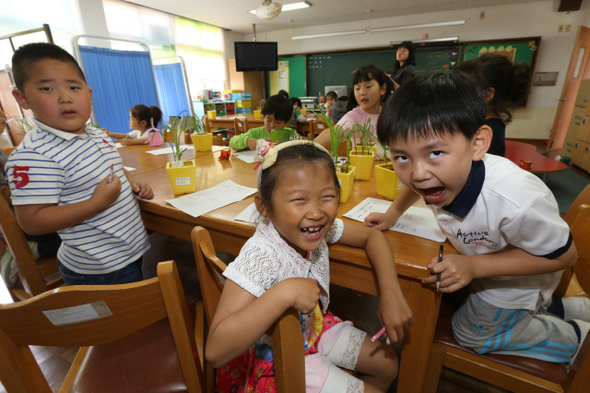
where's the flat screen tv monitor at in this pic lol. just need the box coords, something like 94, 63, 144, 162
234, 41, 278, 72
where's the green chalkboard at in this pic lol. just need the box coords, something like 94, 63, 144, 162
307, 45, 460, 97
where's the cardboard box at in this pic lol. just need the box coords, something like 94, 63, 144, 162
576, 79, 590, 107
561, 105, 585, 158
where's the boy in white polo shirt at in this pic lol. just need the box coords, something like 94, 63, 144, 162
6, 43, 153, 285
365, 72, 589, 364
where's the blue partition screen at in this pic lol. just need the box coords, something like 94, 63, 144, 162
154, 63, 190, 124
79, 46, 159, 134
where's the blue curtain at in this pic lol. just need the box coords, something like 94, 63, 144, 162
154, 63, 191, 125
79, 46, 159, 134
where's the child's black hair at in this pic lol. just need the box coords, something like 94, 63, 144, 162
326, 91, 338, 100
290, 97, 302, 108
454, 53, 530, 125
377, 72, 488, 145
258, 142, 340, 215
130, 104, 163, 129
393, 41, 417, 68
261, 94, 293, 122
347, 64, 394, 111
12, 43, 87, 92
278, 89, 289, 99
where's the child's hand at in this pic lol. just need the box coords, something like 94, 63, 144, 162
379, 293, 414, 343
120, 137, 131, 146
91, 173, 121, 208
280, 278, 320, 314
422, 254, 474, 292
132, 182, 154, 200
364, 212, 396, 231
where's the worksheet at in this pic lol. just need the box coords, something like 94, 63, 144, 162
166, 180, 257, 218
146, 145, 195, 155
343, 197, 446, 242
231, 150, 258, 164
234, 202, 262, 222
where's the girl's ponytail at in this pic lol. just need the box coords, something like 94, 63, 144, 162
149, 106, 163, 129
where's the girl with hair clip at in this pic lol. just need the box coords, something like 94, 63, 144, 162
316, 65, 394, 160
107, 104, 163, 146
208, 140, 413, 393
455, 53, 531, 157
388, 41, 417, 91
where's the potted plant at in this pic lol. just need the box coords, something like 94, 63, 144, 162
184, 112, 213, 152
374, 139, 403, 200
314, 107, 356, 203
163, 116, 196, 195
349, 118, 376, 180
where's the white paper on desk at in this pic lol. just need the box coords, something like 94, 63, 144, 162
235, 202, 262, 223
232, 150, 258, 164
146, 145, 195, 156
115, 143, 125, 149
123, 166, 136, 171
343, 197, 446, 242
166, 180, 257, 218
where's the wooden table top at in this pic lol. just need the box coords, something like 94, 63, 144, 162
505, 140, 567, 174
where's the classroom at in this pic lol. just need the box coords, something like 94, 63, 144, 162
1, 1, 590, 393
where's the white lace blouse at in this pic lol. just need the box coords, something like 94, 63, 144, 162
223, 218, 344, 311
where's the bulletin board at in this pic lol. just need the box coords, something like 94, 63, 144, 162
268, 56, 306, 98
463, 37, 540, 67
306, 44, 460, 98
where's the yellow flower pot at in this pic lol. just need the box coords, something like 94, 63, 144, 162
374, 163, 403, 201
336, 165, 356, 203
166, 160, 196, 195
349, 151, 374, 180
355, 143, 376, 155
191, 133, 213, 152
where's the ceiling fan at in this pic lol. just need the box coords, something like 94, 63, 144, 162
256, 0, 282, 21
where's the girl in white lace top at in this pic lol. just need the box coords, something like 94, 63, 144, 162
207, 140, 413, 393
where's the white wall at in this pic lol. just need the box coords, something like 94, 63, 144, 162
243, 1, 590, 140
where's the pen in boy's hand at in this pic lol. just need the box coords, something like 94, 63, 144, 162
108, 164, 113, 183
436, 245, 444, 292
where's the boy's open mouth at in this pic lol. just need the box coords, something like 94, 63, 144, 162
422, 186, 445, 202
62, 110, 76, 117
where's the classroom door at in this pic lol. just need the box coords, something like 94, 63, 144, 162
548, 26, 590, 152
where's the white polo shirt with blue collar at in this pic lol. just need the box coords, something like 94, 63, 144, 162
428, 153, 572, 311
6, 118, 150, 274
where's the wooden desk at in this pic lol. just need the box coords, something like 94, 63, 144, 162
209, 113, 327, 136
122, 148, 449, 393
505, 140, 567, 181
119, 144, 216, 175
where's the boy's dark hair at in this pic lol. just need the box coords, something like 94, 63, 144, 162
290, 97, 302, 108
377, 72, 487, 145
131, 104, 163, 129
348, 64, 394, 111
394, 41, 417, 68
258, 143, 339, 214
278, 89, 289, 99
261, 94, 293, 122
12, 43, 86, 92
455, 53, 530, 125
326, 91, 338, 100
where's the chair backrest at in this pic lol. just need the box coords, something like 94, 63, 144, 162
0, 195, 63, 300
565, 184, 590, 226
234, 117, 249, 135
565, 204, 590, 391
191, 226, 305, 392
0, 260, 204, 393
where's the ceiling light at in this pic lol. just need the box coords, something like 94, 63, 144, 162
249, 1, 310, 17
372, 20, 466, 33
292, 29, 367, 40
255, 1, 282, 21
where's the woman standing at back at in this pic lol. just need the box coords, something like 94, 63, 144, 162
388, 41, 417, 91
455, 53, 530, 157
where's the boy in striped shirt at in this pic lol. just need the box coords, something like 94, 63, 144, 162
6, 43, 152, 285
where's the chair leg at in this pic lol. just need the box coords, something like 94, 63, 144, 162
422, 342, 447, 393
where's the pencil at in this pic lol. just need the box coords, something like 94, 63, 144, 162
108, 164, 114, 183
436, 245, 444, 292
370, 327, 386, 342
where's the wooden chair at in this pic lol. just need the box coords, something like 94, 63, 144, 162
422, 206, 590, 393
0, 260, 205, 393
191, 226, 305, 393
0, 195, 63, 301
234, 116, 249, 135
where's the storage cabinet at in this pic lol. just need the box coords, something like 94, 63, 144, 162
203, 101, 235, 117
